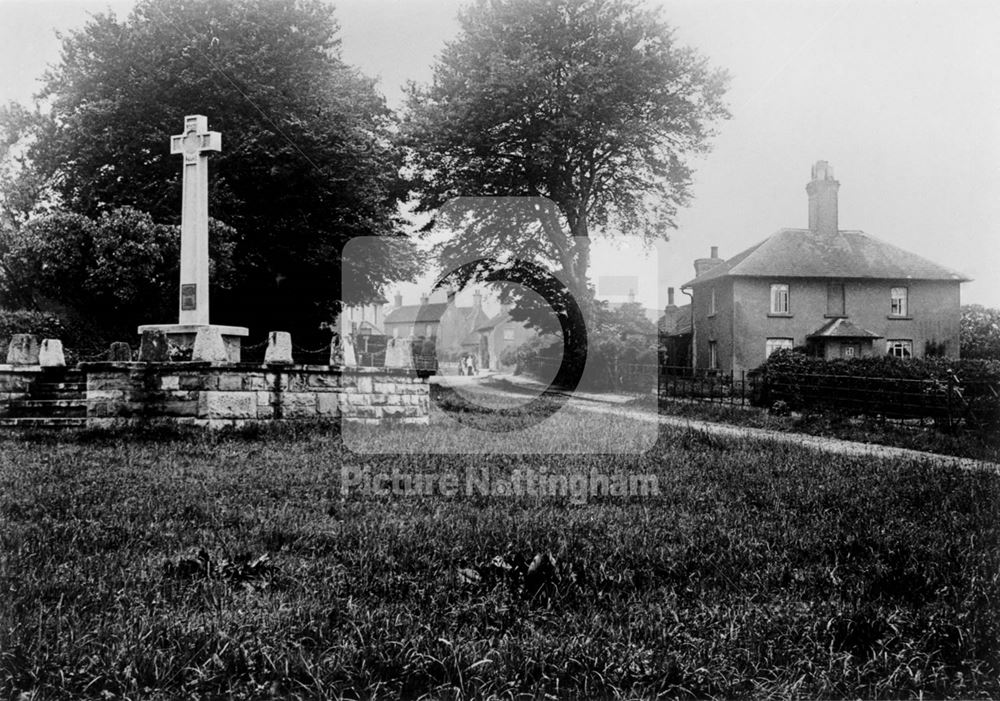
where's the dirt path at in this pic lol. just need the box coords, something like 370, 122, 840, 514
483, 375, 999, 473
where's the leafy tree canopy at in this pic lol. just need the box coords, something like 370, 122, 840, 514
402, 0, 729, 307
1, 206, 239, 344
14, 0, 419, 341
961, 304, 1000, 360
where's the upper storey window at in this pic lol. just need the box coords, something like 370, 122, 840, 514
770, 284, 789, 314
890, 287, 908, 317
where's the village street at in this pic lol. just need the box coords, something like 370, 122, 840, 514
446, 373, 1000, 473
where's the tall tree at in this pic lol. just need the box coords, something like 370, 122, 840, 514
20, 0, 418, 342
402, 0, 729, 319
961, 304, 1000, 360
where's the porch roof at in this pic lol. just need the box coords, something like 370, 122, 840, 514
807, 318, 883, 339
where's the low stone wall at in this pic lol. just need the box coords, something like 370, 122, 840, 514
78, 362, 429, 427
0, 365, 43, 416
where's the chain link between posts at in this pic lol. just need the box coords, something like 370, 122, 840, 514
70, 347, 113, 362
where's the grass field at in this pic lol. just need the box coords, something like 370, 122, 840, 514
1, 399, 998, 699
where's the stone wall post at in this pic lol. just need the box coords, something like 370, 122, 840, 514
39, 339, 66, 367
6, 334, 40, 365
265, 331, 293, 364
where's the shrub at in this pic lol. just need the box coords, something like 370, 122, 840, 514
0, 309, 67, 352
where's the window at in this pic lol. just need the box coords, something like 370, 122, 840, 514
393, 327, 399, 339
827, 283, 845, 316
708, 341, 718, 370
426, 324, 434, 337
886, 339, 913, 358
890, 287, 908, 317
350, 321, 358, 334
503, 328, 515, 341
765, 338, 794, 357
770, 283, 789, 314
709, 288, 716, 316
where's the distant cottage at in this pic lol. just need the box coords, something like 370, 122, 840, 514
383, 290, 491, 360
680, 161, 970, 374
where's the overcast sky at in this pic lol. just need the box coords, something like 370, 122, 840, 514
1, 0, 998, 310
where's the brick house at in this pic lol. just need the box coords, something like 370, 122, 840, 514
681, 161, 970, 375
657, 287, 692, 368
337, 298, 387, 337
382, 290, 490, 359
473, 308, 541, 371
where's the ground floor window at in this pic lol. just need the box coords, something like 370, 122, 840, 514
765, 338, 794, 357
841, 342, 860, 359
886, 339, 913, 358
708, 340, 718, 369
503, 328, 515, 341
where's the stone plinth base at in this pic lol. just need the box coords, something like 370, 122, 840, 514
76, 363, 429, 425
137, 324, 249, 362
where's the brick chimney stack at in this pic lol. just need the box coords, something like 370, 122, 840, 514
806, 160, 840, 235
394, 292, 403, 308
693, 246, 723, 277
666, 287, 676, 308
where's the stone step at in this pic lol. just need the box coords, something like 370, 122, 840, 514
28, 387, 88, 400
0, 417, 86, 428
8, 398, 87, 418
31, 381, 87, 390
37, 368, 86, 379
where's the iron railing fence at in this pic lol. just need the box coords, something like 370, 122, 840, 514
524, 354, 999, 431
655, 365, 759, 407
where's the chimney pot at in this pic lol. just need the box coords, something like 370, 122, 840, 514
419, 293, 429, 305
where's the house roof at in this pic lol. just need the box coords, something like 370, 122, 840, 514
658, 304, 692, 336
384, 303, 450, 324
807, 317, 883, 339
475, 310, 512, 333
464, 306, 492, 332
384, 301, 491, 329
682, 229, 971, 288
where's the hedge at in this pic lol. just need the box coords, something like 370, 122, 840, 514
752, 350, 1000, 429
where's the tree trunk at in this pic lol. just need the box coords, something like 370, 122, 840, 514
553, 212, 594, 389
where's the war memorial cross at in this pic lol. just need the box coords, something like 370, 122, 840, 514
170, 115, 221, 325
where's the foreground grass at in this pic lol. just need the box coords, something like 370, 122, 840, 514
1, 408, 998, 699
